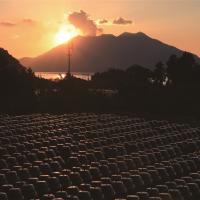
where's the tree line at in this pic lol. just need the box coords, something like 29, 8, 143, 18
1, 48, 200, 115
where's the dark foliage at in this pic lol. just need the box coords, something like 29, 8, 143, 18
90, 52, 200, 115
1, 48, 200, 115
0, 48, 36, 113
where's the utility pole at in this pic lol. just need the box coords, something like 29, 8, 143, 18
67, 41, 73, 77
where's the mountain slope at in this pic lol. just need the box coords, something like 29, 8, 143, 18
20, 32, 200, 72
0, 48, 26, 71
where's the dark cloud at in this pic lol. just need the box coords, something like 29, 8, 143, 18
0, 22, 16, 27
68, 10, 102, 36
22, 18, 36, 25
99, 19, 108, 24
113, 17, 132, 25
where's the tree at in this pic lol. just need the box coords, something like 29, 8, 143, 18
166, 52, 196, 85
91, 68, 126, 89
153, 62, 166, 86
126, 64, 152, 85
0, 48, 37, 113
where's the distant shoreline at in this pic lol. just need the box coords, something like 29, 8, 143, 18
35, 72, 94, 81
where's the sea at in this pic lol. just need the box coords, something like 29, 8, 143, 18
35, 72, 93, 81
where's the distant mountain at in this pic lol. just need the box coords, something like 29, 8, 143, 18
20, 32, 200, 72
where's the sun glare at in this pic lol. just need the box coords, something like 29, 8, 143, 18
54, 24, 80, 46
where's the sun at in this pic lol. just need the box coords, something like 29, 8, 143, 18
54, 24, 80, 45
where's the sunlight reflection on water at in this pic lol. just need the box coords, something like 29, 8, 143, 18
35, 72, 93, 81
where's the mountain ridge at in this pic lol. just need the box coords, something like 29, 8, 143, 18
20, 32, 200, 72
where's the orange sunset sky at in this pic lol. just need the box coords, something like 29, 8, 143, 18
0, 0, 200, 58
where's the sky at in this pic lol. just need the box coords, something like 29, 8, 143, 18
0, 0, 200, 58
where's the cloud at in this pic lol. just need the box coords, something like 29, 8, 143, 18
0, 21, 16, 27
68, 10, 102, 36
99, 19, 108, 24
113, 17, 132, 25
22, 18, 36, 26
0, 19, 36, 28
